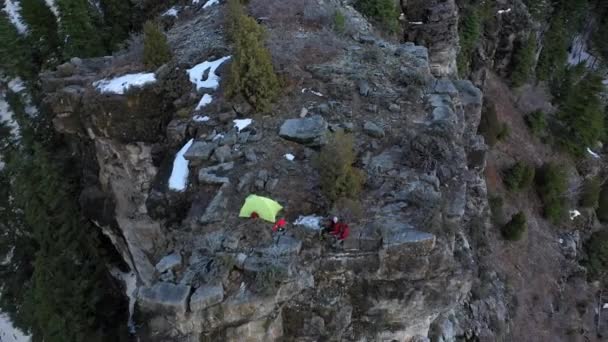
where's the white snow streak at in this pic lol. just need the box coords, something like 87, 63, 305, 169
497, 8, 512, 14
301, 88, 324, 97
569, 210, 581, 220
233, 118, 252, 132
168, 138, 194, 191
93, 73, 157, 95
195, 94, 213, 110
193, 115, 210, 122
203, 0, 220, 8
0, 313, 30, 342
162, 7, 179, 17
187, 56, 231, 91
409, 21, 423, 25
0, 94, 19, 135
568, 36, 599, 68
294, 215, 323, 230
44, 0, 60, 19
3, 0, 27, 34
110, 269, 138, 334
587, 147, 601, 159
284, 153, 295, 161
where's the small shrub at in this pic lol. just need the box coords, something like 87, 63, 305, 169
580, 177, 601, 208
502, 211, 527, 241
478, 102, 506, 147
536, 163, 567, 223
143, 21, 172, 69
503, 162, 535, 192
583, 230, 608, 283
318, 132, 365, 203
457, 8, 481, 77
598, 184, 608, 222
226, 2, 280, 112
525, 110, 547, 138
510, 35, 537, 87
333, 10, 346, 33
354, 0, 399, 33
489, 195, 506, 227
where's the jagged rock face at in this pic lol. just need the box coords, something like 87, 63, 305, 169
41, 1, 489, 340
404, 0, 460, 77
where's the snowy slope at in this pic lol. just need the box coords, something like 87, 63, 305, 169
93, 73, 157, 95
3, 0, 27, 34
44, 0, 60, 19
0, 313, 30, 342
168, 139, 194, 191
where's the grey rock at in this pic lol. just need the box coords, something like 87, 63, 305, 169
219, 111, 236, 123
198, 162, 234, 184
56, 62, 76, 77
220, 131, 238, 146
190, 283, 224, 312
238, 131, 250, 144
367, 104, 378, 113
155, 252, 182, 273
560, 231, 580, 259
248, 130, 263, 142
389, 103, 401, 112
433, 79, 458, 96
257, 170, 270, 183
166, 119, 189, 147
245, 149, 258, 163
318, 103, 330, 115
138, 282, 191, 314
199, 184, 230, 224
213, 145, 232, 163
184, 141, 216, 162
237, 172, 254, 192
159, 270, 175, 282
279, 115, 328, 147
363, 121, 385, 138
265, 178, 279, 192
254, 179, 265, 190
358, 80, 371, 96
343, 122, 354, 132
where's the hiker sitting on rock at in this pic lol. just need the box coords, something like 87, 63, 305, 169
273, 217, 286, 232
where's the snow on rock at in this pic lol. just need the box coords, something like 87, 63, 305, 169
3, 0, 27, 34
44, 0, 60, 18
93, 73, 157, 95
294, 215, 324, 230
168, 139, 194, 191
110, 269, 138, 334
497, 8, 512, 14
586, 147, 601, 159
162, 6, 179, 17
604, 303, 608, 309
569, 210, 581, 220
193, 0, 200, 3
409, 21, 423, 25
284, 153, 295, 161
195, 94, 213, 110
187, 56, 231, 91
301, 88, 324, 97
568, 36, 599, 68
233, 119, 252, 132
0, 94, 19, 135
203, 0, 221, 8
0, 313, 30, 342
193, 115, 210, 122
7, 78, 25, 93
212, 134, 224, 141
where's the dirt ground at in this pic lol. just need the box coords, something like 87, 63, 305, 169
482, 73, 602, 341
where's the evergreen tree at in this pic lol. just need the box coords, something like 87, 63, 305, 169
536, 163, 567, 223
511, 35, 537, 87
226, 5, 280, 112
143, 21, 172, 69
0, 15, 33, 79
457, 8, 481, 77
354, 0, 399, 33
318, 132, 365, 203
501, 212, 527, 241
99, 0, 134, 51
56, 0, 105, 58
21, 0, 62, 68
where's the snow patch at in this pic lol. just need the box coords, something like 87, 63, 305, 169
604, 303, 608, 309
301, 88, 324, 97
284, 153, 295, 161
0, 313, 30, 342
294, 215, 324, 230
193, 0, 200, 3
212, 133, 224, 141
187, 56, 231, 91
110, 269, 138, 334
168, 139, 194, 191
586, 147, 600, 159
44, 0, 60, 18
3, 0, 27, 34
569, 210, 581, 220
162, 6, 179, 17
93, 73, 157, 95
203, 0, 221, 8
195, 94, 213, 110
0, 94, 19, 135
409, 21, 423, 25
7, 78, 25, 93
497, 8, 512, 14
568, 36, 599, 68
233, 119, 252, 132
193, 115, 210, 122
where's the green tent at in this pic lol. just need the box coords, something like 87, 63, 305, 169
239, 194, 283, 223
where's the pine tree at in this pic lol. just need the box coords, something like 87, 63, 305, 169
0, 15, 33, 78
318, 132, 365, 203
511, 35, 537, 87
143, 21, 172, 69
226, 6, 280, 112
501, 212, 527, 241
354, 0, 399, 33
56, 0, 105, 58
99, 0, 133, 51
21, 0, 62, 68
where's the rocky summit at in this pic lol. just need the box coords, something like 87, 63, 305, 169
2, 0, 608, 341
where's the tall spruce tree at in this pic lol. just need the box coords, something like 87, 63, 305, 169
56, 0, 105, 58
21, 0, 62, 68
0, 15, 33, 78
99, 0, 134, 50
511, 35, 537, 86
143, 21, 172, 69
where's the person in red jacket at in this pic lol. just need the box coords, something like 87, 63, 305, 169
330, 220, 350, 242
273, 218, 286, 232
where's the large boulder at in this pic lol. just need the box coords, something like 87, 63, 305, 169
279, 115, 328, 147
138, 282, 191, 314
190, 283, 224, 312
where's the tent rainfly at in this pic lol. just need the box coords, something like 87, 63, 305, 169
239, 194, 283, 223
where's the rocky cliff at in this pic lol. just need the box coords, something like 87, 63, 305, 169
36, 1, 526, 341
